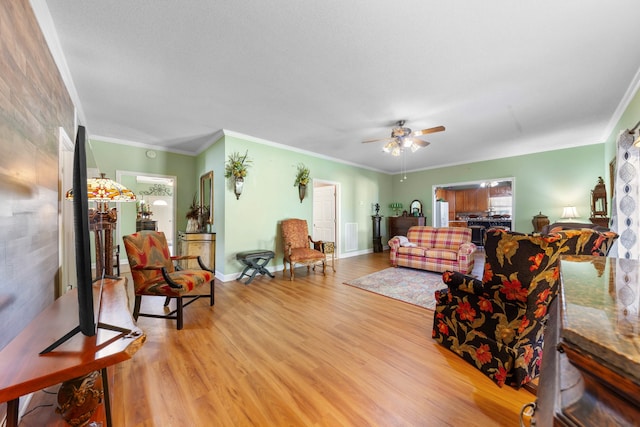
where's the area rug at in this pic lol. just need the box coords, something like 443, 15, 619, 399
344, 267, 446, 310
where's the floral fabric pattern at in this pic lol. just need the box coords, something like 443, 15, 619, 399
432, 228, 618, 388
123, 230, 214, 297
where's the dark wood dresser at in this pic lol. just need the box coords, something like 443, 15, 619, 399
388, 215, 426, 237
534, 255, 640, 426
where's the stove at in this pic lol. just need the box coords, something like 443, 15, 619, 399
466, 219, 512, 229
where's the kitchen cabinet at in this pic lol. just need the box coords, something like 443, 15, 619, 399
454, 188, 489, 213
477, 187, 489, 211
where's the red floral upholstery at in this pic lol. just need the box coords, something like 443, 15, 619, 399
432, 228, 618, 388
123, 230, 214, 330
281, 218, 325, 281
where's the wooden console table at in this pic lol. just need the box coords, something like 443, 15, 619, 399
535, 255, 640, 426
0, 277, 145, 426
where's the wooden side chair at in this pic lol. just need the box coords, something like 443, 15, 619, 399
281, 218, 326, 281
122, 230, 214, 330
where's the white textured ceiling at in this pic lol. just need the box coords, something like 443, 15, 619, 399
40, 0, 640, 174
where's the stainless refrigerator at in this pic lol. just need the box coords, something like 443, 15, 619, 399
435, 201, 449, 227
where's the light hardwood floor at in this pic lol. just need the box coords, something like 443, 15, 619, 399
107, 251, 535, 426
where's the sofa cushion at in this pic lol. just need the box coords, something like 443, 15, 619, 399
406, 226, 437, 248
424, 249, 458, 261
397, 246, 426, 257
432, 227, 473, 251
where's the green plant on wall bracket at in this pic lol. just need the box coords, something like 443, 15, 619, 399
225, 150, 252, 199
294, 163, 310, 187
294, 163, 310, 203
224, 150, 252, 179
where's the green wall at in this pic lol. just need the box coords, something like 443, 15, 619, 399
604, 86, 640, 171
198, 134, 392, 276
88, 81, 640, 279
88, 140, 199, 231
390, 143, 606, 233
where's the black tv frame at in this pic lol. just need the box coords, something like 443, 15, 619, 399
41, 125, 130, 354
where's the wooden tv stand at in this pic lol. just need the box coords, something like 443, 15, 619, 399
0, 277, 145, 426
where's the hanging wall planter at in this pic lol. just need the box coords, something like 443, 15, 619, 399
234, 177, 244, 200
298, 184, 306, 203
294, 163, 310, 203
225, 150, 252, 200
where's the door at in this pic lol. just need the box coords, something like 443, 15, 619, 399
313, 183, 337, 247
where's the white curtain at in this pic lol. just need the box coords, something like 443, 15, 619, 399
610, 128, 640, 259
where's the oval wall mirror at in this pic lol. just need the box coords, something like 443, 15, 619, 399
410, 199, 423, 216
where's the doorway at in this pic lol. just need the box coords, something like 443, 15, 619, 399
116, 171, 177, 254
312, 180, 339, 257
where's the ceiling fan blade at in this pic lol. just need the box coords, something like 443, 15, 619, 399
411, 125, 445, 137
362, 137, 394, 144
410, 138, 431, 147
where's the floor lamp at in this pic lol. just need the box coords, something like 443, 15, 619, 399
67, 173, 136, 279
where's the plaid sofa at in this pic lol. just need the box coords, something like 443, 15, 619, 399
388, 226, 477, 274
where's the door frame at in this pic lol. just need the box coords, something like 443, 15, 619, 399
312, 179, 340, 259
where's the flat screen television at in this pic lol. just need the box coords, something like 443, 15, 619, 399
41, 125, 96, 353
73, 125, 97, 337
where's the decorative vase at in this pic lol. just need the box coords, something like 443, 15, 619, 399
234, 177, 244, 200
56, 371, 103, 427
532, 211, 549, 233
186, 218, 199, 233
298, 184, 306, 203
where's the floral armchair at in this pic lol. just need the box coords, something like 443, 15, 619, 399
432, 228, 618, 388
123, 230, 214, 330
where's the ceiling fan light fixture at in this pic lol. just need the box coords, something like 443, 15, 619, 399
410, 143, 420, 153
401, 137, 413, 148
391, 146, 401, 156
382, 141, 395, 152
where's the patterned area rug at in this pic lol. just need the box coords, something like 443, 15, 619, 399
344, 267, 446, 310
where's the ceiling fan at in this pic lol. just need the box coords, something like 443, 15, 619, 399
362, 120, 445, 156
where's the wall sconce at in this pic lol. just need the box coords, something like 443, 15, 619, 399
234, 177, 244, 200
561, 206, 579, 221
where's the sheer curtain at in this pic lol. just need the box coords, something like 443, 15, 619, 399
609, 127, 640, 339
610, 128, 640, 259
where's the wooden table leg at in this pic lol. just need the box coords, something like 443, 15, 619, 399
6, 398, 19, 427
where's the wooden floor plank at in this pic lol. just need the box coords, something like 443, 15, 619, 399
20, 251, 535, 426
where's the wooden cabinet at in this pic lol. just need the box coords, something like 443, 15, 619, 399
477, 187, 489, 211
177, 232, 216, 271
388, 216, 425, 237
453, 188, 489, 214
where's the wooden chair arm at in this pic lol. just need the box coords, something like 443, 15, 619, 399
132, 264, 164, 271
308, 235, 323, 245
171, 255, 199, 261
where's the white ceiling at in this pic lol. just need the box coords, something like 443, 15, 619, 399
38, 0, 640, 174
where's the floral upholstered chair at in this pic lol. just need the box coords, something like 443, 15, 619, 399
122, 230, 214, 330
281, 218, 326, 281
432, 228, 618, 388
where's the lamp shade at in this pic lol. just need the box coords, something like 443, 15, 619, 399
561, 206, 579, 220
66, 173, 136, 202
